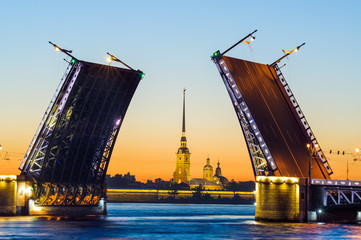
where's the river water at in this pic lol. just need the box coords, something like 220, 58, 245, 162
1, 203, 361, 239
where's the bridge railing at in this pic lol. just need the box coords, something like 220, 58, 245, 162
312, 179, 361, 207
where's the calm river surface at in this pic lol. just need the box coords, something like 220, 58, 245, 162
1, 203, 361, 239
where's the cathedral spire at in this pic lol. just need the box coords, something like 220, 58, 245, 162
173, 88, 191, 184
180, 89, 187, 148
182, 88, 186, 136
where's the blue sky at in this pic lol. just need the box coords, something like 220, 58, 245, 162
1, 1, 360, 180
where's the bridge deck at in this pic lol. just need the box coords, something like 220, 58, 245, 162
223, 56, 329, 179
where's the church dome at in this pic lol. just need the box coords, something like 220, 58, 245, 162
203, 157, 213, 171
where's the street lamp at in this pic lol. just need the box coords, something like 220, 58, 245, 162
106, 52, 134, 70
49, 41, 78, 65
220, 29, 258, 56
306, 143, 318, 222
272, 42, 306, 65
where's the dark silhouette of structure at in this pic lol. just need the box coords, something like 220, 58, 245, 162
19, 51, 143, 206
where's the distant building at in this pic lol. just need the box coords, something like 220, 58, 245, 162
203, 157, 213, 181
173, 89, 190, 184
123, 172, 136, 183
190, 157, 225, 190
172, 89, 228, 189
213, 160, 229, 187
215, 160, 222, 177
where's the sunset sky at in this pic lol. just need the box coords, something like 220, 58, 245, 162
1, 1, 361, 181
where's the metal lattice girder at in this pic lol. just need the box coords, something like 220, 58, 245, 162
325, 189, 361, 206
20, 62, 74, 172
21, 60, 143, 189
35, 182, 103, 206
312, 179, 361, 207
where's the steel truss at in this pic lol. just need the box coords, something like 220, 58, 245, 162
212, 53, 277, 176
35, 182, 103, 206
20, 61, 82, 176
271, 63, 333, 175
20, 61, 76, 172
313, 179, 361, 207
324, 188, 361, 206
20, 58, 143, 206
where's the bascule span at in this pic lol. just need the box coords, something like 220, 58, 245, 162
1, 51, 144, 216
212, 44, 360, 222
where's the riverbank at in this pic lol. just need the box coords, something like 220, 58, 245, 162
107, 188, 255, 204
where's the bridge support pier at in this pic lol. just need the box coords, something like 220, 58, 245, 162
0, 175, 107, 216
255, 176, 307, 222
0, 175, 32, 216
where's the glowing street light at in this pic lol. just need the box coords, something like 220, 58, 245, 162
106, 52, 134, 70
282, 45, 301, 55
220, 29, 258, 56
106, 56, 113, 63
356, 147, 360, 153
49, 41, 72, 54
49, 41, 78, 64
0, 144, 2, 150
306, 142, 319, 221
272, 42, 306, 65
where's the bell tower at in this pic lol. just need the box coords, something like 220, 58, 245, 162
173, 89, 191, 184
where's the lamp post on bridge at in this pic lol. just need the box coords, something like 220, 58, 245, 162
307, 143, 319, 182
306, 143, 318, 222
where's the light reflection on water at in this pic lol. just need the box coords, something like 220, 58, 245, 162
0, 203, 361, 239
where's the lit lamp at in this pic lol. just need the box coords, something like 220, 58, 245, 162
106, 56, 113, 63
0, 144, 2, 150
356, 147, 360, 153
273, 42, 305, 65
306, 143, 318, 222
219, 29, 258, 56
306, 143, 319, 182
48, 41, 77, 65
